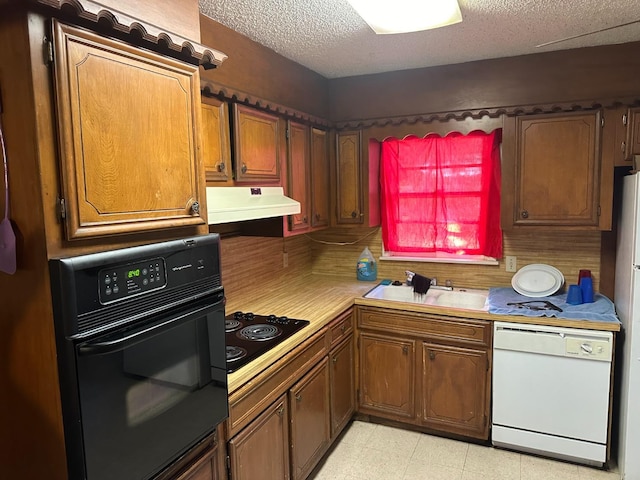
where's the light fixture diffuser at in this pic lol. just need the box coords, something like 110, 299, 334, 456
347, 0, 462, 34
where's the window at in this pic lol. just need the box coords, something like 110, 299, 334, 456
380, 130, 502, 261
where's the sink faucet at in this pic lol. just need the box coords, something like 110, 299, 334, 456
404, 271, 453, 291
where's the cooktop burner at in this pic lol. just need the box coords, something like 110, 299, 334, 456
225, 311, 309, 373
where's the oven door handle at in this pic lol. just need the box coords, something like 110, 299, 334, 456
77, 300, 221, 356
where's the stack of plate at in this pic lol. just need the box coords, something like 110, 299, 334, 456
511, 264, 564, 297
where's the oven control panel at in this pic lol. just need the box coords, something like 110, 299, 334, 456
98, 257, 167, 303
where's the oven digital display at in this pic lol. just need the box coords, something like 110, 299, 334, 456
98, 258, 167, 304
127, 269, 140, 278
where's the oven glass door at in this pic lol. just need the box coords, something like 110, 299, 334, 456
75, 298, 227, 480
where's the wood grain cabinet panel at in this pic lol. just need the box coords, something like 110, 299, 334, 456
335, 131, 363, 224
330, 336, 355, 438
310, 127, 330, 228
233, 104, 281, 182
626, 107, 640, 159
228, 396, 290, 480
422, 343, 489, 438
52, 21, 205, 239
502, 110, 608, 229
359, 332, 416, 419
201, 97, 232, 184
287, 121, 311, 232
289, 358, 331, 480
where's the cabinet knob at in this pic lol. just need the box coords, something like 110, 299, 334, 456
341, 324, 347, 333
351, 211, 357, 218
276, 405, 284, 417
429, 351, 436, 360
402, 345, 409, 355
241, 163, 247, 174
295, 394, 302, 402
520, 210, 529, 219
303, 216, 308, 223
315, 213, 321, 221
217, 162, 226, 172
332, 356, 338, 364
191, 201, 200, 215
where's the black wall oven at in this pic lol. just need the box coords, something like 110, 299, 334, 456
49, 234, 227, 480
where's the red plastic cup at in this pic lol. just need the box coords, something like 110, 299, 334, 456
578, 269, 591, 284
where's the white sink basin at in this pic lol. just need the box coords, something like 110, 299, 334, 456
364, 284, 489, 311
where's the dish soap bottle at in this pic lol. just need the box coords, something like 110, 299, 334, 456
356, 246, 377, 282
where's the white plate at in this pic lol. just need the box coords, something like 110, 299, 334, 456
511, 264, 565, 297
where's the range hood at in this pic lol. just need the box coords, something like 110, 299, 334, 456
206, 187, 300, 224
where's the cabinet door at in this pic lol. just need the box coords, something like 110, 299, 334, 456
422, 343, 489, 439
175, 451, 215, 480
310, 128, 330, 228
228, 396, 290, 480
359, 332, 415, 419
627, 107, 640, 158
233, 104, 281, 182
287, 121, 311, 232
201, 97, 232, 184
330, 335, 355, 438
52, 21, 205, 239
502, 111, 602, 228
335, 131, 363, 224
289, 358, 331, 480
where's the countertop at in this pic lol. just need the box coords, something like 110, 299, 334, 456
224, 275, 621, 393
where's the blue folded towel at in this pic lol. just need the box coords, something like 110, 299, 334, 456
488, 287, 620, 324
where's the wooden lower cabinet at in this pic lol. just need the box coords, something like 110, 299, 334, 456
422, 343, 489, 437
357, 306, 492, 440
290, 358, 331, 480
228, 395, 290, 480
175, 449, 219, 480
359, 332, 416, 419
330, 335, 355, 437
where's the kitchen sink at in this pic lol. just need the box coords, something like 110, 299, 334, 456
363, 284, 489, 311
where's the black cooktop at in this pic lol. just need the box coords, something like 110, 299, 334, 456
225, 311, 310, 373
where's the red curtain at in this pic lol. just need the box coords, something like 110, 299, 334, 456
380, 130, 502, 257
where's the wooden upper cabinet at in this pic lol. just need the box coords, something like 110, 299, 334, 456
310, 128, 330, 228
52, 21, 205, 239
232, 104, 281, 182
286, 121, 311, 232
626, 107, 640, 160
502, 110, 611, 230
201, 97, 232, 184
335, 131, 364, 224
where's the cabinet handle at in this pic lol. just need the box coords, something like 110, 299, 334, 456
520, 210, 529, 219
191, 201, 200, 215
332, 356, 338, 364
295, 394, 302, 402
315, 213, 321, 221
351, 211, 357, 218
276, 406, 284, 417
217, 162, 226, 172
402, 345, 409, 355
341, 324, 347, 333
429, 351, 436, 360
241, 163, 247, 174
622, 141, 627, 153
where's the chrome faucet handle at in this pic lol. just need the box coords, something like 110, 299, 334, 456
445, 279, 453, 288
430, 278, 437, 286
405, 270, 415, 283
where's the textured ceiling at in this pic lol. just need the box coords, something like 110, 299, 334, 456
199, 0, 640, 79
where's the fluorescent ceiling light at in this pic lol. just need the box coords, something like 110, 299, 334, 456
347, 0, 462, 34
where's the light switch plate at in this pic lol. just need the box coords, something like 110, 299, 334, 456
506, 256, 517, 272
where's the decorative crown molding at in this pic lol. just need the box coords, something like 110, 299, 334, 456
201, 80, 332, 128
32, 0, 227, 69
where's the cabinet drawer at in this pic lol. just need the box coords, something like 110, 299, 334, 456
357, 307, 491, 347
329, 310, 353, 348
228, 330, 329, 437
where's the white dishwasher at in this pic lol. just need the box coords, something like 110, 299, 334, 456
492, 321, 613, 466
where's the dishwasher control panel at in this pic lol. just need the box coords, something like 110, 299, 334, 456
565, 337, 612, 360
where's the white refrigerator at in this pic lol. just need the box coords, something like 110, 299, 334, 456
614, 173, 640, 479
